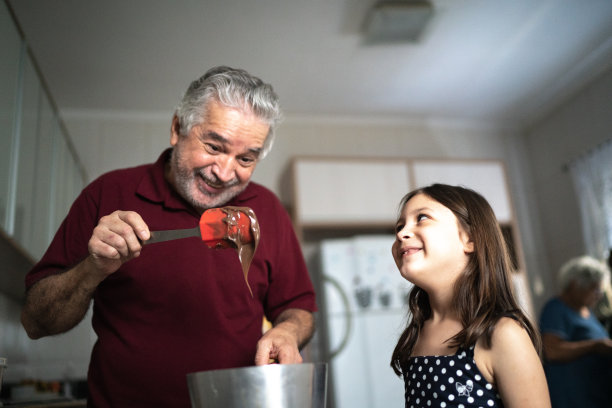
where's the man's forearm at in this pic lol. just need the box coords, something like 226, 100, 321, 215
273, 308, 315, 349
21, 257, 103, 339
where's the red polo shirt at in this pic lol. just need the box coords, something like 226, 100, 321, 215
26, 149, 317, 407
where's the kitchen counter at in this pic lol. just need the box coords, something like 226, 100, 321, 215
1, 399, 86, 407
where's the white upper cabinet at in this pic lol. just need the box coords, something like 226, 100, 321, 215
292, 157, 411, 227
411, 159, 513, 223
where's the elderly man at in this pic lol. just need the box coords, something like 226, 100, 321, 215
21, 66, 317, 407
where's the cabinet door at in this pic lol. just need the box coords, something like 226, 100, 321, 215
411, 160, 513, 223
293, 158, 411, 226
0, 2, 23, 233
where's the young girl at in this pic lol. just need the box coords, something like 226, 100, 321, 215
390, 184, 550, 408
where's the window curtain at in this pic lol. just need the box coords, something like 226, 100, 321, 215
568, 139, 612, 260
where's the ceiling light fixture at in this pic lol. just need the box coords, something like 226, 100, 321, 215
363, 0, 434, 44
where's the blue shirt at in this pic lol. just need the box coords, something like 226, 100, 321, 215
539, 297, 612, 408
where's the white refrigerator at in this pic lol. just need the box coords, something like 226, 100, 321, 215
318, 235, 413, 408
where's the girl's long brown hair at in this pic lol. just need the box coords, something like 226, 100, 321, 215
390, 184, 541, 375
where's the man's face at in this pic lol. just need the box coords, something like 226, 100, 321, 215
168, 100, 269, 212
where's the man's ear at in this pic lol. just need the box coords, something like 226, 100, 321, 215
170, 115, 180, 146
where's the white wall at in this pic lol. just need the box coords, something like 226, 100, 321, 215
523, 66, 612, 302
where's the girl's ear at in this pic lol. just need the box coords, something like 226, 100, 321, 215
461, 231, 474, 254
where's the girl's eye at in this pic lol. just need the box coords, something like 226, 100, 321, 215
394, 222, 404, 233
416, 213, 429, 222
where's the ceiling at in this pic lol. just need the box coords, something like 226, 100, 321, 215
7, 0, 612, 129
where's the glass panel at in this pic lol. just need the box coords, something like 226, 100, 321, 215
30, 91, 55, 260
0, 2, 23, 232
14, 54, 41, 253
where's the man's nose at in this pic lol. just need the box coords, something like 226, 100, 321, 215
213, 156, 236, 183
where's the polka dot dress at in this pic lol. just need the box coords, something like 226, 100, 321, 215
402, 346, 503, 408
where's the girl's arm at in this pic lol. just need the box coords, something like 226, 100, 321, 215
485, 317, 551, 408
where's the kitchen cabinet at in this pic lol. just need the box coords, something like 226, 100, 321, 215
0, 0, 85, 301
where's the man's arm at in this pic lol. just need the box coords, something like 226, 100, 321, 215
254, 308, 315, 365
21, 210, 150, 339
22, 257, 104, 338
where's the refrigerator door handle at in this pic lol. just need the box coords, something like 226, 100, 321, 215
324, 275, 353, 359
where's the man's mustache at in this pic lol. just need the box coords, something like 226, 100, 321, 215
198, 169, 239, 189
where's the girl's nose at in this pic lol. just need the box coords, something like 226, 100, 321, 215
396, 226, 413, 240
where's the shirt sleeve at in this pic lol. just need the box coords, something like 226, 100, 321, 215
260, 196, 317, 322
25, 181, 100, 289
539, 299, 570, 340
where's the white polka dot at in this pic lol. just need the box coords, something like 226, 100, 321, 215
475, 374, 481, 381
427, 401, 431, 406
456, 370, 463, 376
429, 367, 433, 373
459, 405, 465, 408
465, 363, 471, 370
448, 377, 454, 384
477, 390, 484, 397
427, 383, 431, 389
412, 373, 416, 379
487, 400, 494, 407
449, 360, 455, 366
411, 389, 415, 395
416, 398, 420, 404
441, 403, 446, 408
448, 394, 455, 401
467, 380, 473, 387
433, 392, 438, 399
436, 359, 441, 365
416, 382, 420, 388
468, 397, 474, 403
422, 374, 426, 380
434, 375, 438, 381
440, 385, 446, 391
421, 391, 425, 397
418, 366, 422, 372
486, 383, 493, 390
409, 364, 414, 370
441, 368, 447, 374
424, 358, 429, 364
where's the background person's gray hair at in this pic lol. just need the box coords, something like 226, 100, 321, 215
174, 66, 282, 158
558, 255, 610, 291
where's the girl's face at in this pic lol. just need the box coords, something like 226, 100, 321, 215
392, 193, 474, 291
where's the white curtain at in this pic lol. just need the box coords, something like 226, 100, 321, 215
569, 139, 612, 260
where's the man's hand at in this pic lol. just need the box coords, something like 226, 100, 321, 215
254, 309, 314, 365
88, 210, 150, 277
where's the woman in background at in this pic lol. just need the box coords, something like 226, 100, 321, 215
390, 184, 550, 408
539, 255, 612, 407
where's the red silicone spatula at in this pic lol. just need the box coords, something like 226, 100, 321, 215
143, 207, 253, 247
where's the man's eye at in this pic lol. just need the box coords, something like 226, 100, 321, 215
205, 143, 221, 153
239, 156, 257, 167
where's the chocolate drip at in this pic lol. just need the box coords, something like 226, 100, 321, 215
217, 206, 260, 297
